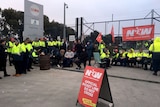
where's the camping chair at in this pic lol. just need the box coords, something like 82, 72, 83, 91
93, 52, 106, 68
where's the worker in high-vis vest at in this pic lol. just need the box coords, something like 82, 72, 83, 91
32, 49, 39, 64
32, 38, 40, 50
143, 52, 152, 70
127, 48, 136, 67
12, 40, 22, 77
20, 39, 28, 74
26, 39, 34, 71
135, 49, 145, 67
149, 37, 160, 76
98, 40, 106, 55
52, 39, 58, 48
47, 38, 54, 53
39, 38, 46, 48
57, 40, 62, 49
7, 37, 15, 66
111, 49, 120, 66
100, 48, 110, 68
39, 38, 46, 54
119, 49, 128, 66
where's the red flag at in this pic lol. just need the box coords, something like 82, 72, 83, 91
111, 26, 115, 43
96, 33, 102, 43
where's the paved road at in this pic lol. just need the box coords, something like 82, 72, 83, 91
0, 65, 160, 107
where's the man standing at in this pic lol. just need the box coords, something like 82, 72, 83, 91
149, 37, 160, 76
0, 39, 10, 79
7, 37, 15, 66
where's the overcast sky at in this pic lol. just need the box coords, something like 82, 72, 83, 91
0, 0, 160, 35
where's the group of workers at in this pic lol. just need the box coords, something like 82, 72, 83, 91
0, 36, 70, 79
98, 37, 160, 76
0, 36, 160, 79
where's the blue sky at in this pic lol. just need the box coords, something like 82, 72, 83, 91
0, 0, 160, 35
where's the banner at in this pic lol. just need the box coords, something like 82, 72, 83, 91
96, 33, 102, 43
77, 66, 104, 107
122, 25, 154, 41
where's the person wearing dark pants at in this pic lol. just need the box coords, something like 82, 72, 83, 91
149, 37, 160, 76
7, 38, 15, 66
119, 49, 128, 66
86, 41, 93, 66
127, 48, 136, 67
63, 48, 74, 67
13, 61, 22, 76
75, 48, 88, 69
26, 40, 34, 70
111, 49, 120, 66
11, 40, 23, 77
143, 52, 152, 70
100, 48, 111, 68
21, 40, 28, 74
0, 39, 10, 79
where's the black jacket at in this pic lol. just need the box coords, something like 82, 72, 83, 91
79, 51, 88, 62
0, 44, 7, 67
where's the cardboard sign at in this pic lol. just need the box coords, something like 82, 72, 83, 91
122, 25, 154, 41
77, 66, 109, 107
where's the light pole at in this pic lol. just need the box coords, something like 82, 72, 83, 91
63, 2, 68, 41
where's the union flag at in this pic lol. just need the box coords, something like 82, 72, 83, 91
111, 26, 115, 43
96, 33, 102, 43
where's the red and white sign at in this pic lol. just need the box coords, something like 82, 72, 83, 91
78, 66, 105, 107
30, 4, 40, 16
122, 25, 154, 41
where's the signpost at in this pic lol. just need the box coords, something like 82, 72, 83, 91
24, 0, 44, 40
77, 66, 114, 107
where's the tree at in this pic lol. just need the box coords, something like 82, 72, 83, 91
1, 8, 75, 40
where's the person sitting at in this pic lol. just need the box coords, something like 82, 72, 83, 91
135, 49, 145, 67
50, 48, 61, 67
143, 52, 153, 70
119, 49, 128, 66
32, 49, 39, 64
75, 48, 88, 69
63, 48, 74, 67
111, 49, 120, 66
127, 48, 136, 67
100, 48, 110, 68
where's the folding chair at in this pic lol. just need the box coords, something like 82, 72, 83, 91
93, 52, 106, 68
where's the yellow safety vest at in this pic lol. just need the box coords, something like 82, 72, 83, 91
39, 41, 45, 47
32, 50, 38, 58
48, 41, 53, 46
26, 43, 33, 52
20, 43, 26, 53
127, 52, 136, 58
12, 44, 21, 55
32, 41, 40, 47
136, 52, 144, 58
149, 37, 160, 52
98, 43, 105, 55
7, 41, 15, 53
